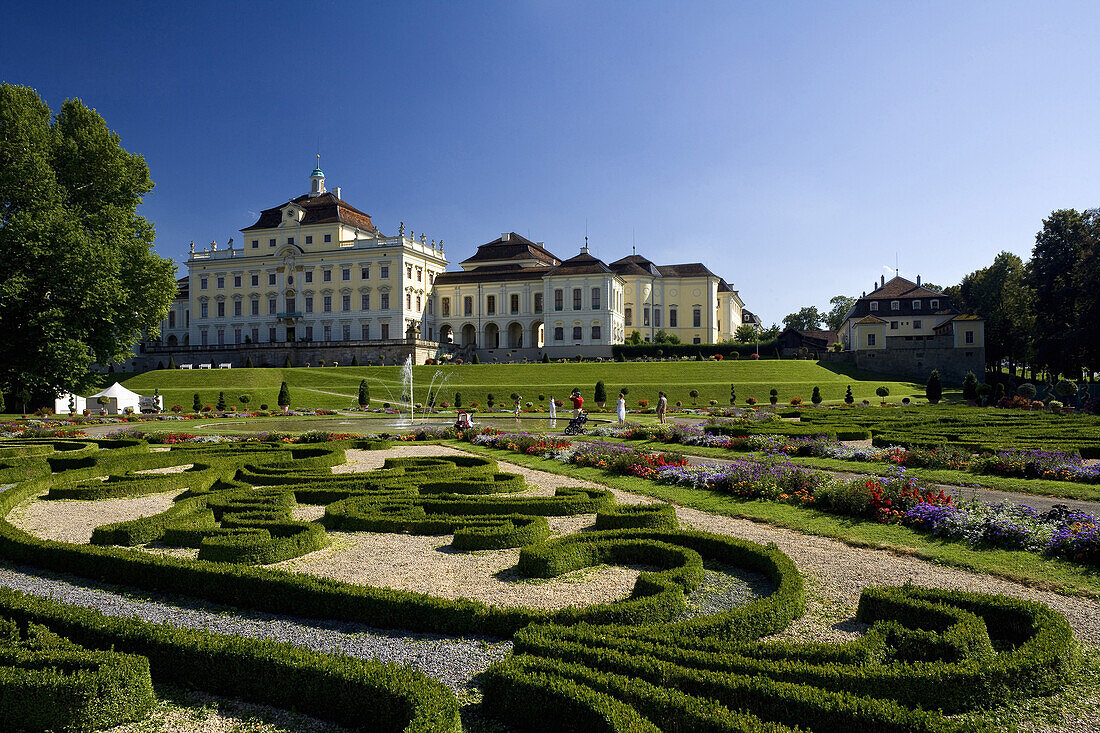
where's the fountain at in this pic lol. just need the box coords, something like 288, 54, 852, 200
401, 355, 415, 425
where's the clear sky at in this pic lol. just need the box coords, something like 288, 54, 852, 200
4, 1, 1100, 325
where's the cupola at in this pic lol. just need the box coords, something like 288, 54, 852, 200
309, 156, 326, 198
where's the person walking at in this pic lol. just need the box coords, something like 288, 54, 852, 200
616, 392, 627, 425
570, 389, 584, 419
548, 395, 557, 422
656, 391, 668, 424
514, 395, 522, 418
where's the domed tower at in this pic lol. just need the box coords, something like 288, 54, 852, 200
309, 156, 326, 198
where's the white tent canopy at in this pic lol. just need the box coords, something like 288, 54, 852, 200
85, 382, 143, 415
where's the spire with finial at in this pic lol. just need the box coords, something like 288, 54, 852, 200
309, 154, 326, 197
582, 234, 589, 254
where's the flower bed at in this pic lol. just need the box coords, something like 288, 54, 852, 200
971, 448, 1100, 484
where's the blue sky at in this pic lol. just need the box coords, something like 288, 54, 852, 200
5, 1, 1100, 325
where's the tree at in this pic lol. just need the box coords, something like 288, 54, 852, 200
238, 394, 251, 408
782, 307, 823, 332
653, 330, 680, 345
954, 251, 1035, 377
626, 330, 643, 345
823, 296, 856, 332
245, 356, 255, 369
926, 370, 942, 404
729, 384, 736, 405
358, 380, 370, 407
734, 324, 758, 343
167, 356, 176, 370
594, 381, 607, 405
454, 392, 462, 408
486, 393, 495, 408
875, 386, 889, 405
0, 391, 5, 413
758, 323, 781, 341
541, 353, 550, 363
216, 392, 227, 411
277, 382, 290, 409
689, 389, 699, 405
1028, 209, 1089, 377
284, 355, 292, 368
962, 372, 978, 402
769, 388, 778, 405
351, 355, 359, 366
192, 393, 201, 412
472, 354, 480, 364
811, 386, 822, 405
0, 85, 177, 399
844, 385, 854, 405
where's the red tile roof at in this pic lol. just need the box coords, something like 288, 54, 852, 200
241, 192, 377, 233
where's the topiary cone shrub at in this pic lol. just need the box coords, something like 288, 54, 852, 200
962, 372, 978, 403
277, 382, 291, 411
594, 381, 607, 407
811, 386, 822, 405
844, 385, 854, 405
769, 389, 778, 405
926, 371, 942, 405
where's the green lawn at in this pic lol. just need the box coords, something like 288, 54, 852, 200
116, 361, 925, 412
452, 440, 1100, 598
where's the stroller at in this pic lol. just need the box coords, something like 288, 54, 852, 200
454, 411, 475, 430
564, 411, 588, 435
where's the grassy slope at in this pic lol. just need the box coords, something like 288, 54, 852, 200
118, 361, 923, 411
451, 441, 1100, 598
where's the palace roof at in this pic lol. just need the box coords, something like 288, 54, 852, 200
242, 192, 377, 234
460, 233, 561, 268
547, 250, 616, 277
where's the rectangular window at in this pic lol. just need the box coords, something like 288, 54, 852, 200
533, 293, 543, 313
510, 293, 519, 314
342, 268, 350, 281
251, 240, 258, 249
323, 296, 332, 312
324, 234, 332, 243
891, 300, 900, 310
269, 238, 276, 247
217, 276, 224, 289
305, 297, 313, 313
653, 308, 662, 328
251, 274, 259, 286
381, 323, 389, 339
233, 275, 241, 288
930, 299, 939, 309
913, 319, 922, 329
380, 265, 389, 279
693, 337, 701, 344
867, 333, 876, 346
573, 288, 582, 310
361, 266, 369, 279
625, 307, 632, 326
643, 307, 650, 327
305, 271, 313, 283
200, 277, 208, 290
427, 297, 432, 314
486, 295, 496, 314
251, 327, 258, 343
323, 325, 331, 340
216, 302, 225, 318
416, 294, 421, 310
268, 273, 276, 285
870, 302, 879, 311
217, 329, 224, 346
234, 328, 242, 344
591, 325, 601, 340
361, 324, 370, 340
201, 330, 208, 346
442, 297, 450, 316
342, 294, 351, 311
200, 302, 208, 318
251, 300, 259, 316
554, 327, 564, 341
381, 292, 389, 310
268, 298, 276, 315
168, 311, 176, 328
287, 237, 294, 246
416, 268, 422, 282
234, 301, 242, 316
406, 265, 413, 279
463, 296, 472, 316
304, 326, 312, 340
965, 330, 974, 344
285, 297, 295, 313
361, 293, 369, 310
554, 289, 563, 311
269, 327, 276, 343
342, 324, 351, 341
693, 308, 701, 328
890, 321, 899, 330
591, 288, 600, 310
573, 326, 583, 340
305, 235, 312, 244
323, 270, 331, 282
669, 308, 677, 327
912, 300, 921, 310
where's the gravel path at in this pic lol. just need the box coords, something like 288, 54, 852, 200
0, 564, 511, 692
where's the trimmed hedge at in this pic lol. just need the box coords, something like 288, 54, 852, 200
595, 503, 679, 530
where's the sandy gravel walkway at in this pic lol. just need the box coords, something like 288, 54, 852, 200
8, 489, 187, 544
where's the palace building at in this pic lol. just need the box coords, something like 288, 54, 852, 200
140, 169, 746, 367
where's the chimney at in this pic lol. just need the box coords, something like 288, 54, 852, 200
916, 274, 921, 286
881, 275, 885, 287
334, 187, 341, 200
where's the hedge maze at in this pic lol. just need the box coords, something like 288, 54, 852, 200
0, 437, 1082, 732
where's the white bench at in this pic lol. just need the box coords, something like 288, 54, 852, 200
179, 364, 193, 369
198, 363, 213, 369
218, 363, 232, 369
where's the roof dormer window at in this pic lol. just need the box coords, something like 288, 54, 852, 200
869, 302, 879, 311
891, 300, 900, 311
930, 299, 939, 309
912, 300, 921, 310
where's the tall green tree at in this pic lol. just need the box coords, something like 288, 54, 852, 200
1028, 209, 1089, 377
955, 251, 1035, 377
1074, 209, 1100, 379
358, 380, 370, 407
823, 296, 856, 331
733, 324, 758, 343
782, 307, 823, 331
277, 382, 291, 409
0, 85, 176, 398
